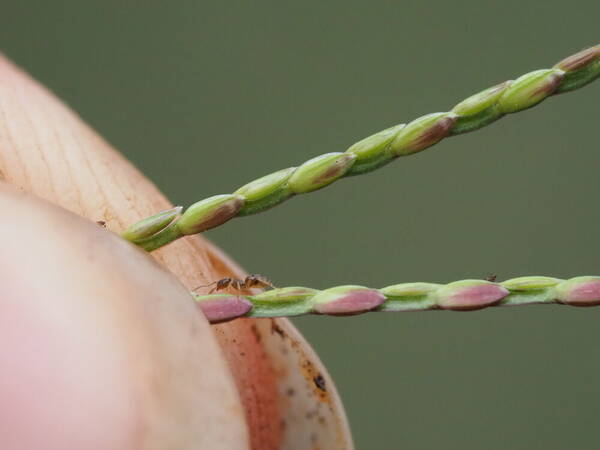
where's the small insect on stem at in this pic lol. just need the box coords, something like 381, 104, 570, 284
96, 220, 107, 228
485, 274, 498, 282
193, 274, 275, 294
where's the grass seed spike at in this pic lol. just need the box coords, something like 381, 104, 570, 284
121, 44, 600, 252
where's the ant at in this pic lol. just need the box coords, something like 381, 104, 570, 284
484, 274, 498, 282
194, 274, 275, 294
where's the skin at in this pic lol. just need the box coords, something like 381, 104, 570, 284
0, 185, 247, 449
0, 54, 353, 449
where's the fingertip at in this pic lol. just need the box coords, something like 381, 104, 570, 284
0, 186, 249, 449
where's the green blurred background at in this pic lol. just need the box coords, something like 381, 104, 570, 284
2, 2, 599, 448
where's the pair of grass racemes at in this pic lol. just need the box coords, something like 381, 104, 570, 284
122, 44, 600, 324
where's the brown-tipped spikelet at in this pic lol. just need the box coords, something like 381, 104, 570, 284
389, 112, 457, 155
178, 194, 244, 235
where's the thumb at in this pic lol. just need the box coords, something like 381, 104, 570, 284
0, 184, 246, 449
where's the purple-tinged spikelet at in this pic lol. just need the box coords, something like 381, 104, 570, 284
312, 286, 386, 315
555, 277, 600, 306
195, 294, 253, 323
436, 280, 509, 311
